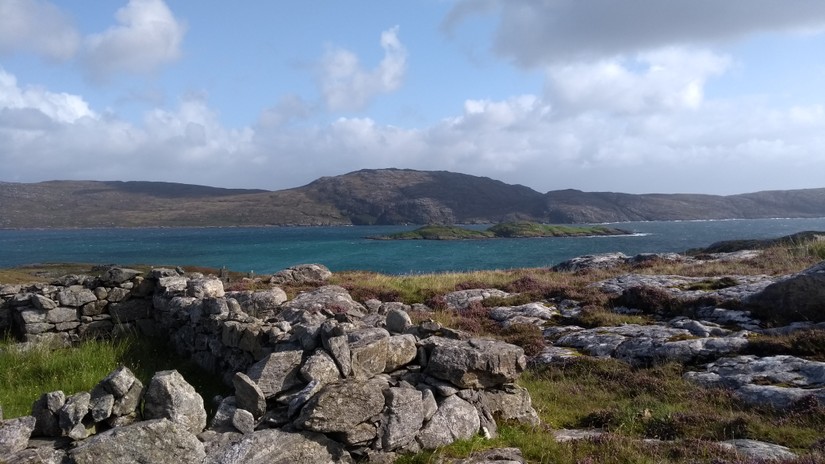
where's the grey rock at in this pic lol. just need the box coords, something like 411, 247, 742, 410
553, 428, 607, 442
231, 408, 256, 434
245, 350, 304, 398
107, 287, 131, 303
348, 327, 390, 379
746, 260, 825, 324
157, 276, 189, 296
108, 299, 151, 323
280, 285, 366, 321
288, 380, 323, 417
442, 289, 510, 310
421, 388, 438, 421
58, 391, 91, 440
89, 387, 114, 422
232, 372, 266, 418
552, 252, 630, 272
295, 378, 386, 433
100, 268, 142, 285
382, 387, 424, 451
46, 307, 77, 324
386, 307, 412, 333
187, 278, 225, 299
489, 302, 558, 327
270, 264, 333, 285
417, 395, 480, 449
478, 385, 540, 426
99, 366, 138, 398
31, 391, 65, 437
17, 308, 46, 324
717, 439, 797, 461
30, 294, 58, 311
0, 415, 36, 455
423, 337, 527, 388
324, 335, 352, 377
209, 396, 239, 433
300, 349, 341, 384
203, 428, 352, 464
57, 286, 96, 307
143, 370, 207, 434
447, 447, 526, 464
1, 447, 67, 464
69, 418, 205, 464
228, 288, 288, 318
385, 334, 418, 372
685, 355, 825, 410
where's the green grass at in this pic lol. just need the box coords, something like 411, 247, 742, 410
0, 336, 228, 419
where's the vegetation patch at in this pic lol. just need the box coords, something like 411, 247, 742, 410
681, 276, 740, 291
370, 221, 631, 240
745, 330, 825, 362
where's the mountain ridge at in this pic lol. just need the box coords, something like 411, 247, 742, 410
1, 168, 824, 228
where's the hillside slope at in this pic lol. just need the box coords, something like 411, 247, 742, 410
1, 169, 824, 228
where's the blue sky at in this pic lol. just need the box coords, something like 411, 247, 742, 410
2, 0, 825, 195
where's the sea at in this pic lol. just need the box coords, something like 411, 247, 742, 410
2, 218, 825, 275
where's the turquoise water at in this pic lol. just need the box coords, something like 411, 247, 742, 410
2, 218, 825, 274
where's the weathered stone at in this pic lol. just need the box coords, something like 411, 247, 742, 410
421, 388, 438, 421
203, 428, 352, 464
228, 288, 288, 317
93, 287, 109, 300
280, 285, 366, 321
385, 334, 418, 372
232, 372, 266, 418
288, 380, 323, 417
57, 287, 96, 307
89, 387, 114, 422
0, 415, 36, 455
348, 328, 390, 379
718, 439, 797, 461
109, 299, 151, 323
552, 252, 630, 272
324, 335, 352, 377
99, 366, 137, 397
1, 446, 67, 464
46, 307, 77, 324
187, 278, 225, 299
295, 379, 387, 433
386, 307, 412, 333
143, 370, 207, 435
107, 287, 131, 303
18, 308, 47, 324
111, 378, 144, 418
747, 260, 825, 325
31, 391, 65, 437
157, 276, 189, 296
270, 264, 333, 285
442, 289, 510, 310
78, 320, 113, 338
231, 408, 256, 434
423, 337, 527, 389
209, 396, 238, 433
489, 303, 558, 327
478, 385, 539, 426
69, 418, 205, 464
382, 387, 424, 451
684, 355, 825, 410
81, 300, 107, 317
245, 350, 304, 398
30, 294, 58, 311
58, 391, 91, 440
447, 447, 526, 464
151, 268, 181, 279
100, 268, 142, 285
417, 395, 480, 449
300, 349, 341, 384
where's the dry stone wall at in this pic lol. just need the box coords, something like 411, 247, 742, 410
0, 265, 539, 462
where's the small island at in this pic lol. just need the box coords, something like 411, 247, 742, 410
369, 221, 632, 240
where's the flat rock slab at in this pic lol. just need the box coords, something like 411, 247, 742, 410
203, 428, 352, 464
554, 323, 748, 366
717, 439, 797, 461
69, 419, 205, 464
442, 289, 510, 310
684, 355, 825, 410
422, 337, 527, 389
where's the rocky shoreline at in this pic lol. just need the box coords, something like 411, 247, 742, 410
1, 246, 824, 462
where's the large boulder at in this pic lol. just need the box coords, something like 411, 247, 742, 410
245, 350, 304, 398
423, 337, 527, 389
232, 372, 266, 418
100, 268, 142, 285
348, 328, 390, 379
746, 260, 825, 325
295, 378, 387, 434
69, 419, 205, 464
279, 286, 365, 322
227, 288, 288, 318
417, 395, 480, 449
271, 264, 333, 285
142, 370, 207, 434
381, 387, 424, 451
442, 289, 509, 310
0, 415, 36, 455
203, 428, 352, 464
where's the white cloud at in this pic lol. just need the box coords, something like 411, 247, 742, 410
0, 0, 80, 61
0, 68, 95, 124
445, 0, 825, 66
319, 26, 407, 112
83, 0, 186, 80
545, 48, 731, 115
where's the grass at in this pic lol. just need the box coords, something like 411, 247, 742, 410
0, 336, 228, 419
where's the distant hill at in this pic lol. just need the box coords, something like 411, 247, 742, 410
1, 169, 824, 228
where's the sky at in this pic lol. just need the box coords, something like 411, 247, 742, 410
2, 1, 825, 195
